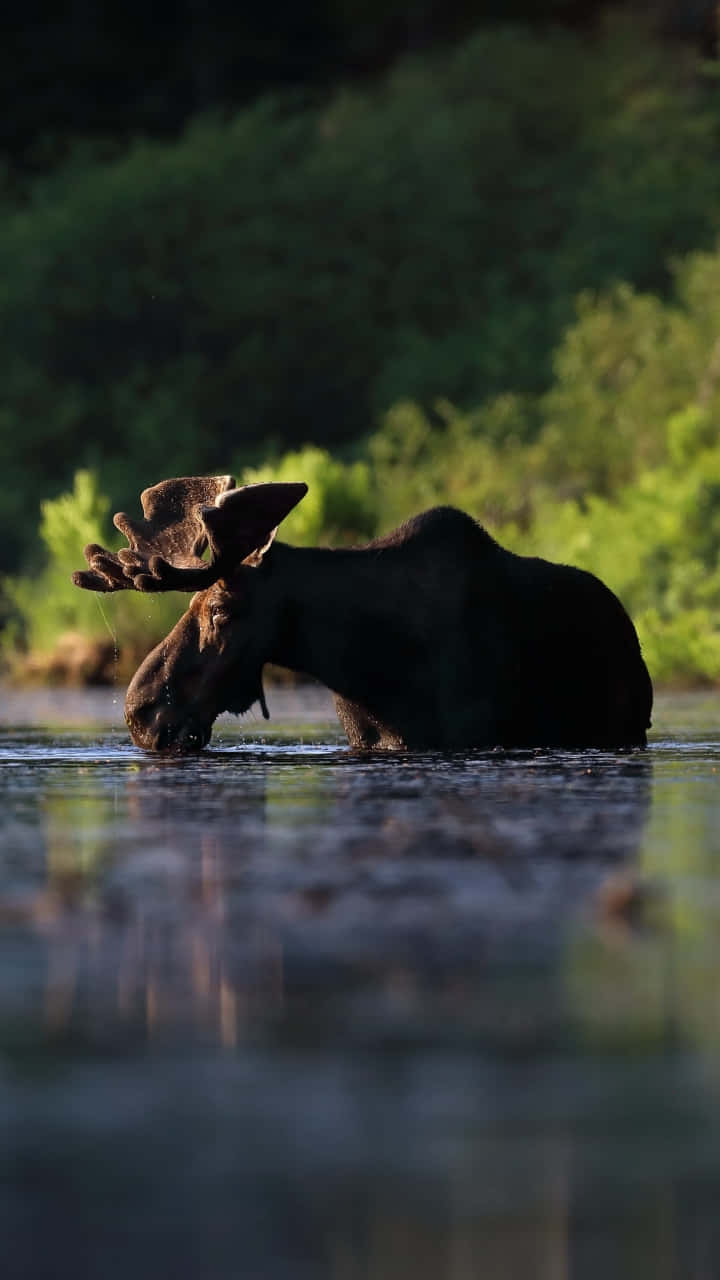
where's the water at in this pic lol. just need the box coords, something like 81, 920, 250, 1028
2, 687, 720, 1278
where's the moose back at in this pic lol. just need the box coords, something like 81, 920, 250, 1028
73, 476, 653, 752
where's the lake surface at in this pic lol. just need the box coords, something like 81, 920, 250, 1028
2, 686, 720, 1279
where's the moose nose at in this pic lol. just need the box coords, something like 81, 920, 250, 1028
156, 721, 211, 753
125, 701, 211, 754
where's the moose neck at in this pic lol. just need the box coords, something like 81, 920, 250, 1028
264, 541, 416, 706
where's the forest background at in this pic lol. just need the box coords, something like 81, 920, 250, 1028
3, 0, 720, 686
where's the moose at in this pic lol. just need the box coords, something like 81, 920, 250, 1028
73, 475, 653, 753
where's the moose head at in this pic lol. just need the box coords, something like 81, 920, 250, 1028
73, 476, 308, 752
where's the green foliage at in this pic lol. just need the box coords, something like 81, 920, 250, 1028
369, 397, 540, 533
7, 0, 608, 167
237, 446, 377, 545
7, 13, 720, 687
2, 471, 182, 670
535, 251, 720, 499
4, 471, 111, 658
537, 285, 688, 496
3, 14, 720, 572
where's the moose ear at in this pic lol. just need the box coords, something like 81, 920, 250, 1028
200, 481, 308, 569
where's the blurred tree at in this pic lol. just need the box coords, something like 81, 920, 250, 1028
1, 1, 715, 168
3, 16, 720, 572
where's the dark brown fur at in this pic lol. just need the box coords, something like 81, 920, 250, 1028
124, 506, 652, 753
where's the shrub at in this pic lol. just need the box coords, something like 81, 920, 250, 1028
237, 446, 377, 545
2, 471, 183, 680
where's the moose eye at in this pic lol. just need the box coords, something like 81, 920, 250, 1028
209, 604, 231, 628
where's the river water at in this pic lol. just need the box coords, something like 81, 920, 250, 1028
2, 686, 720, 1278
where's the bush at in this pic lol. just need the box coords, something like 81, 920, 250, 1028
2, 471, 183, 681
237, 445, 377, 545
370, 396, 543, 533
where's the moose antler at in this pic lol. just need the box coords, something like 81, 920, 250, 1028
72, 475, 308, 593
73, 475, 235, 593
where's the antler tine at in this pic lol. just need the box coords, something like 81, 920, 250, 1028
73, 476, 309, 595
72, 475, 236, 594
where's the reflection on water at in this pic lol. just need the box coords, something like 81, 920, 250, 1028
1, 689, 720, 1278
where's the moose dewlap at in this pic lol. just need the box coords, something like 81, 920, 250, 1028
73, 476, 653, 753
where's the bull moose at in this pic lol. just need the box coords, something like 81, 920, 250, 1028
73, 475, 652, 753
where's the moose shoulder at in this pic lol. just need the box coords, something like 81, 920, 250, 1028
73, 477, 652, 753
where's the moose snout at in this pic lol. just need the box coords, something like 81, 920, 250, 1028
125, 662, 212, 753
123, 617, 216, 753
125, 698, 212, 753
